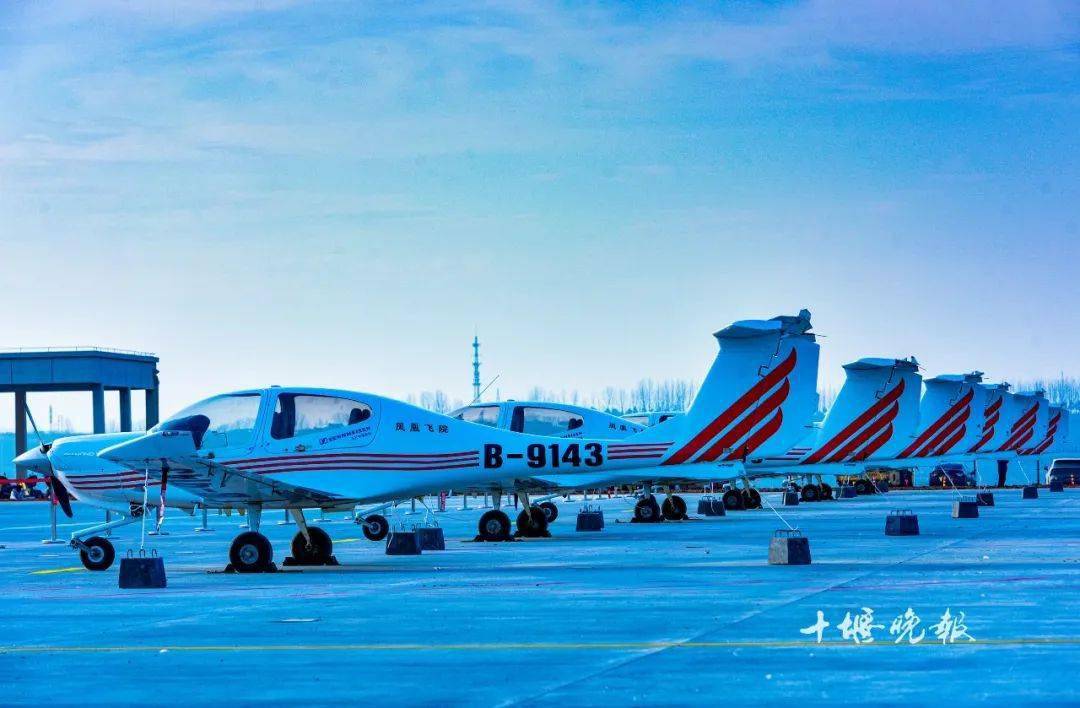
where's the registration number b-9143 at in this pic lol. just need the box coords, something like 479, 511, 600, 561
483, 442, 603, 469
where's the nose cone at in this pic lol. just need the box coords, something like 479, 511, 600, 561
13, 446, 53, 476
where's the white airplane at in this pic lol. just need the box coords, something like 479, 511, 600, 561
17, 309, 820, 573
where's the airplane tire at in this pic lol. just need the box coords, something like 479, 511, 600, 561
361, 514, 389, 542
742, 488, 762, 509
539, 501, 559, 523
800, 484, 820, 502
722, 489, 744, 510
661, 495, 687, 520
79, 536, 115, 571
820, 482, 834, 500
478, 510, 511, 541
291, 526, 333, 565
516, 506, 549, 537
634, 496, 662, 522
855, 479, 873, 496
229, 531, 274, 573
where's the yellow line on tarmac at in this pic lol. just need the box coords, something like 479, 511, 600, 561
2, 637, 1079, 654
28, 567, 84, 576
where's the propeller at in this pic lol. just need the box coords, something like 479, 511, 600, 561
22, 402, 73, 519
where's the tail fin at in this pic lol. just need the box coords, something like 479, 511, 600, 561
1015, 390, 1050, 455
968, 382, 1011, 453
896, 372, 986, 459
1031, 405, 1066, 455
654, 309, 819, 465
998, 390, 1045, 453
800, 357, 922, 464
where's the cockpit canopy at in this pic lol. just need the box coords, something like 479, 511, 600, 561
153, 389, 376, 450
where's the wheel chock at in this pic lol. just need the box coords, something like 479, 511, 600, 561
768, 529, 811, 565
975, 492, 995, 506
1049, 480, 1064, 493
839, 485, 858, 499
416, 526, 446, 551
386, 531, 422, 555
118, 550, 166, 589
1022, 485, 1039, 500
697, 496, 726, 516
885, 510, 919, 536
952, 498, 979, 519
575, 507, 604, 531
782, 491, 799, 506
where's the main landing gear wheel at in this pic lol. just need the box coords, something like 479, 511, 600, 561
478, 509, 512, 542
539, 501, 559, 523
634, 496, 662, 522
79, 536, 115, 571
722, 489, 745, 510
800, 484, 820, 502
661, 495, 687, 520
820, 482, 834, 500
229, 531, 274, 573
291, 527, 333, 565
516, 506, 550, 537
360, 514, 389, 542
854, 479, 873, 496
741, 488, 762, 509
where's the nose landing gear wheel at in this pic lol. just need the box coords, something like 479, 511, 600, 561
539, 501, 559, 523
290, 527, 334, 565
360, 514, 389, 542
722, 489, 744, 510
741, 488, 762, 509
800, 484, 820, 502
79, 536, 115, 571
820, 482, 834, 500
661, 495, 687, 520
516, 506, 550, 537
477, 509, 512, 542
854, 479, 873, 495
229, 531, 274, 573
633, 496, 662, 522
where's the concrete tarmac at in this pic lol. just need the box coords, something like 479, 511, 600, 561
1, 488, 1078, 705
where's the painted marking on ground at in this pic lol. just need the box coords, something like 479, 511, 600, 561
2, 637, 1079, 654
28, 567, 84, 576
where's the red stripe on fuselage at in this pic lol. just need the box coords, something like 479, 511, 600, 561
724, 409, 784, 461
698, 379, 790, 462
898, 388, 974, 458
825, 401, 899, 463
663, 349, 797, 466
802, 379, 906, 465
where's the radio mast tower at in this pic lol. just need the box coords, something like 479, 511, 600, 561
472, 333, 481, 402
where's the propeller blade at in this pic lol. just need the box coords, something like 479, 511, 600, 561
49, 476, 74, 518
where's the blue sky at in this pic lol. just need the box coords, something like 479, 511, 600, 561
1, 1, 1077, 430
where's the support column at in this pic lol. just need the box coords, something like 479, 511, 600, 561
92, 385, 106, 434
145, 386, 159, 429
118, 388, 132, 432
14, 390, 27, 479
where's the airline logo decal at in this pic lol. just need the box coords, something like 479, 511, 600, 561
997, 403, 1039, 452
663, 349, 796, 465
898, 388, 975, 459
800, 379, 906, 465
968, 394, 1002, 453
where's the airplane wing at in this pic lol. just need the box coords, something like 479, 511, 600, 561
97, 431, 347, 510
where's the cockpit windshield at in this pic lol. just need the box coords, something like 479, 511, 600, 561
151, 393, 262, 450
